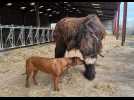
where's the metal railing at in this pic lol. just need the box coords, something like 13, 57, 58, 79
0, 25, 54, 51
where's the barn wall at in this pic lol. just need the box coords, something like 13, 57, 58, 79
0, 7, 50, 27
102, 20, 113, 34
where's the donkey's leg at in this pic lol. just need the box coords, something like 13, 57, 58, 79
55, 40, 66, 58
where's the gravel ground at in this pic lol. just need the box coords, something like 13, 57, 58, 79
0, 35, 134, 97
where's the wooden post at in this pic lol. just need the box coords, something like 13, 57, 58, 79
121, 2, 128, 46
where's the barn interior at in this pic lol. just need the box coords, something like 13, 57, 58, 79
0, 1, 120, 51
1, 2, 134, 97
0, 2, 117, 27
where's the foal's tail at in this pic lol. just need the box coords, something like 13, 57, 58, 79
22, 58, 32, 76
22, 59, 29, 75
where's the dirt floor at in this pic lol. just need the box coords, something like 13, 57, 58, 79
0, 35, 134, 97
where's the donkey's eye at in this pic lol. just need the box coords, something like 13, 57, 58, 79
90, 54, 97, 58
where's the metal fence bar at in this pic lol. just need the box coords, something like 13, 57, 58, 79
40, 29, 45, 43
51, 29, 54, 42
0, 25, 3, 49
5, 25, 15, 48
26, 26, 34, 45
17, 26, 25, 46
34, 27, 40, 44
0, 25, 54, 52
46, 29, 50, 42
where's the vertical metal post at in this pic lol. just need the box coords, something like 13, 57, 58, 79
34, 27, 40, 44
17, 26, 25, 46
0, 25, 3, 49
113, 14, 117, 35
41, 29, 45, 43
35, 3, 40, 27
51, 29, 54, 42
26, 26, 33, 45
121, 2, 128, 46
0, 16, 1, 25
116, 2, 121, 40
46, 29, 50, 42
5, 25, 15, 48
112, 19, 114, 35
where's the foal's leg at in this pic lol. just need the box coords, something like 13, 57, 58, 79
25, 61, 33, 88
52, 76, 60, 91
25, 75, 29, 88
25, 69, 32, 88
32, 70, 38, 85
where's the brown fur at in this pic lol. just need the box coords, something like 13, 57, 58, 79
25, 56, 83, 91
54, 15, 106, 53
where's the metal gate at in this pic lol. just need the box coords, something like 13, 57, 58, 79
0, 25, 54, 51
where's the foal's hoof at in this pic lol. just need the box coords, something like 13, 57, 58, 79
54, 88, 60, 91
25, 84, 30, 88
34, 82, 38, 86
